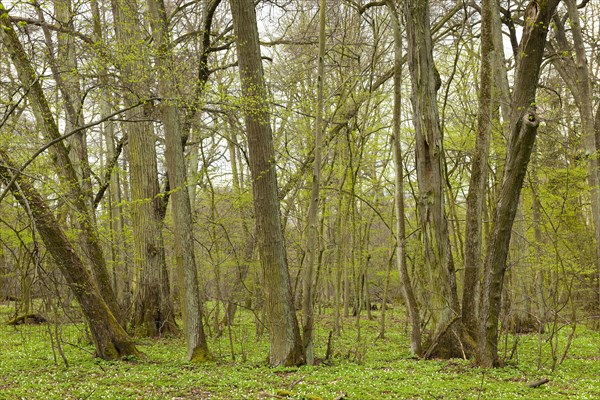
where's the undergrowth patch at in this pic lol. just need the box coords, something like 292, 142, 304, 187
0, 303, 599, 399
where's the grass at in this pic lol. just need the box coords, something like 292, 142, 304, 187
0, 303, 599, 399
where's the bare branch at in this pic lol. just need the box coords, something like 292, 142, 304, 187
93, 135, 128, 209
8, 16, 95, 45
0, 99, 157, 205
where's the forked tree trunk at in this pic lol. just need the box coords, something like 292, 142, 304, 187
229, 0, 304, 366
0, 152, 140, 360
478, 0, 560, 368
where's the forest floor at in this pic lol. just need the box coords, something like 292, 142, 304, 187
0, 302, 599, 399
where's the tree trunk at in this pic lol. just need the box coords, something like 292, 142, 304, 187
223, 126, 256, 326
301, 0, 326, 366
53, 0, 94, 211
595, 103, 600, 321
109, 0, 178, 336
403, 0, 462, 358
89, 0, 127, 299
103, 109, 128, 312
229, 0, 304, 366
530, 153, 547, 330
0, 152, 140, 360
128, 115, 179, 337
478, 0, 560, 368
333, 165, 348, 336
388, 0, 422, 357
146, 0, 211, 361
462, 0, 497, 341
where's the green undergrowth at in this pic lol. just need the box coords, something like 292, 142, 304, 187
0, 303, 599, 399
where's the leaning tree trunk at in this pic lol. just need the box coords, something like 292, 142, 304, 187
0, 152, 140, 360
0, 2, 123, 323
403, 0, 462, 359
478, 0, 560, 368
146, 0, 211, 361
229, 0, 304, 366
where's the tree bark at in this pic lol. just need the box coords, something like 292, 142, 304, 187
478, 0, 560, 368
128, 115, 179, 337
229, 0, 304, 366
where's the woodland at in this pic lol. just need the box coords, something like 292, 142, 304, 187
0, 0, 600, 397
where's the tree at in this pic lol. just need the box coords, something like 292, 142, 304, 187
301, 0, 326, 366
388, 0, 421, 357
146, 0, 212, 361
128, 110, 178, 338
0, 150, 141, 360
3, 0, 598, 371
478, 0, 561, 368
462, 0, 498, 340
88, 0, 129, 313
108, 0, 178, 337
403, 0, 463, 358
221, 120, 256, 327
229, 0, 304, 366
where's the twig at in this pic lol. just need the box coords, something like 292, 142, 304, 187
288, 377, 304, 390
526, 378, 550, 388
477, 370, 485, 400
